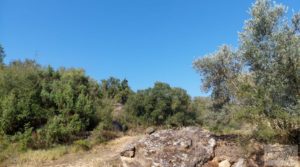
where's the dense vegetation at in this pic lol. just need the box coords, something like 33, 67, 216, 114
0, 0, 299, 163
124, 82, 195, 127
0, 60, 100, 147
0, 50, 196, 157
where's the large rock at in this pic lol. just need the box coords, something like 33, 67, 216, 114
263, 144, 299, 167
120, 127, 216, 167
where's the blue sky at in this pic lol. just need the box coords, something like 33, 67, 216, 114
1, 0, 299, 97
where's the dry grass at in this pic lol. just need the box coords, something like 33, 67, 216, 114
2, 135, 142, 167
15, 146, 68, 166
0, 145, 85, 167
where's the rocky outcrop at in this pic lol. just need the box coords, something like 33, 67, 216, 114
120, 127, 216, 167
263, 144, 299, 167
119, 127, 299, 167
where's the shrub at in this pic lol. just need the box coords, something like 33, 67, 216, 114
253, 122, 277, 143
73, 140, 91, 151
125, 82, 194, 126
0, 61, 104, 148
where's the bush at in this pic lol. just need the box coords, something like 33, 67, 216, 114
125, 82, 194, 126
0, 61, 104, 148
90, 129, 119, 144
43, 115, 84, 145
0, 60, 46, 135
253, 122, 277, 143
166, 112, 196, 127
190, 97, 212, 125
73, 140, 91, 151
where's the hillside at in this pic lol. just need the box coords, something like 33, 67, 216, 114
3, 127, 299, 167
0, 0, 299, 166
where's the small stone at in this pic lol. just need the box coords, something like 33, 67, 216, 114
145, 127, 156, 135
247, 159, 258, 167
219, 160, 231, 167
203, 161, 219, 167
232, 158, 246, 167
120, 146, 135, 158
212, 157, 221, 163
180, 139, 192, 149
208, 138, 216, 148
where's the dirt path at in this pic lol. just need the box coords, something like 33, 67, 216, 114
9, 135, 142, 167
48, 135, 141, 167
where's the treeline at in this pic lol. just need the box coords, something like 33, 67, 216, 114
0, 52, 198, 152
193, 0, 299, 143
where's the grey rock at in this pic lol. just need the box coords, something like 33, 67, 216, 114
121, 126, 216, 167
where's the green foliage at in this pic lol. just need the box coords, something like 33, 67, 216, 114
193, 46, 242, 110
0, 55, 133, 153
73, 139, 91, 151
125, 82, 194, 126
253, 122, 277, 143
41, 68, 100, 131
89, 123, 119, 144
0, 60, 46, 135
240, 0, 300, 111
95, 99, 114, 131
238, 0, 300, 138
190, 97, 212, 124
0, 44, 5, 65
100, 77, 132, 104
193, 0, 300, 143
0, 55, 134, 152
0, 60, 103, 148
43, 114, 84, 145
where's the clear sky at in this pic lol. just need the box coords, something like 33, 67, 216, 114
1, 0, 299, 97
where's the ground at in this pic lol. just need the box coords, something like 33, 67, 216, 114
5, 135, 142, 167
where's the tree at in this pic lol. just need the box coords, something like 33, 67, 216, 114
0, 44, 5, 65
41, 68, 100, 135
125, 82, 194, 126
193, 45, 242, 110
193, 0, 300, 142
0, 60, 45, 135
100, 77, 132, 104
240, 0, 300, 114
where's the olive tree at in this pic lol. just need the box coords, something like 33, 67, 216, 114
240, 0, 300, 113
193, 45, 242, 110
